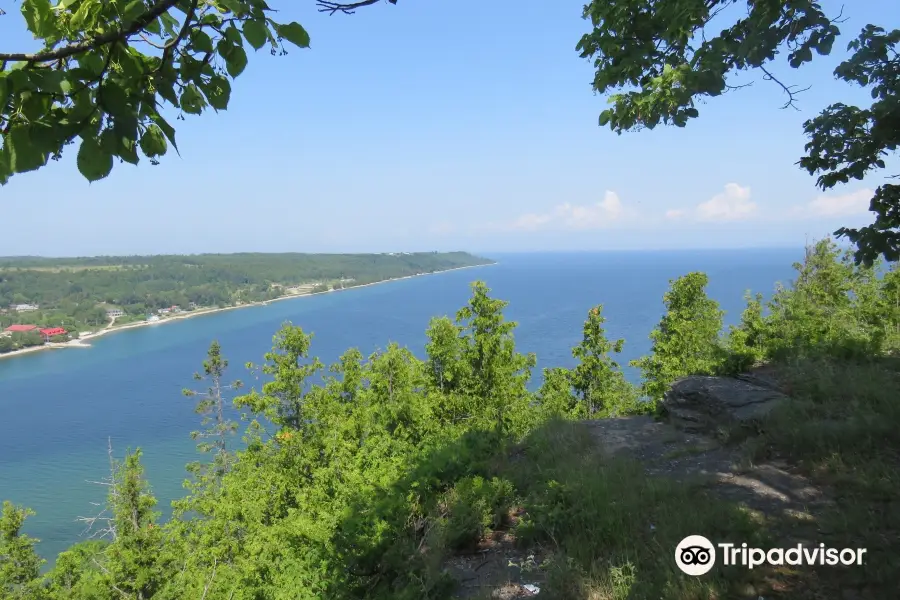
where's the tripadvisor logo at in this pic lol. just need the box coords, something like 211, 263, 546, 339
675, 535, 868, 576
675, 535, 716, 576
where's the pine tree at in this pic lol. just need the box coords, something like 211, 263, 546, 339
182, 340, 243, 479
632, 272, 725, 403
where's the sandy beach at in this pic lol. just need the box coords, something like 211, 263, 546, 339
0, 263, 494, 362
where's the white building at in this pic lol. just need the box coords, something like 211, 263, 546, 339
14, 304, 38, 312
106, 308, 124, 318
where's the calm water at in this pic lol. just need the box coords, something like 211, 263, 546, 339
0, 250, 801, 560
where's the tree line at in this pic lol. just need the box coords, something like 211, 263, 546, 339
0, 252, 492, 350
2, 238, 898, 599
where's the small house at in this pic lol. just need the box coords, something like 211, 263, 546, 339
13, 304, 38, 312
39, 327, 67, 342
106, 308, 124, 318
5, 324, 37, 333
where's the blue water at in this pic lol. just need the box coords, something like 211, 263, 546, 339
0, 250, 801, 560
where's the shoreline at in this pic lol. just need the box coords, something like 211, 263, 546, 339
0, 263, 495, 362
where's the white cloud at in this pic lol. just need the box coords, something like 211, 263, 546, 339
664, 183, 757, 223
506, 191, 630, 232
791, 188, 873, 218
696, 183, 757, 222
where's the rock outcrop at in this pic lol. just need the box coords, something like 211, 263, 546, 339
662, 375, 788, 434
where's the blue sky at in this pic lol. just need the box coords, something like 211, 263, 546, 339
0, 0, 896, 256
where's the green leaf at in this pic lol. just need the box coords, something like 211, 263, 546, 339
139, 124, 168, 157
7, 70, 32, 93
203, 75, 231, 110
99, 128, 118, 155
21, 0, 54, 37
218, 0, 246, 15
243, 20, 268, 50
0, 146, 10, 185
150, 115, 179, 153
32, 69, 71, 94
29, 123, 62, 154
99, 81, 131, 118
160, 11, 179, 37
69, 0, 99, 31
224, 25, 243, 46
179, 83, 207, 114
117, 137, 141, 165
191, 30, 215, 54
276, 22, 310, 48
117, 49, 146, 80
7, 126, 48, 173
122, 0, 146, 25
113, 112, 139, 142
77, 136, 114, 182
21, 92, 50, 121
224, 45, 248, 78
146, 17, 162, 35
155, 76, 180, 106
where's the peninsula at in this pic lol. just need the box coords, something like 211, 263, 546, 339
0, 251, 494, 358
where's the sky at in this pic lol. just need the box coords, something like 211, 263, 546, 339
0, 0, 897, 256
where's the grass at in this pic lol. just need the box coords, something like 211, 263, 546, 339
746, 357, 900, 597
499, 421, 770, 600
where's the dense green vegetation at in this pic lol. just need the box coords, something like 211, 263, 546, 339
2, 238, 898, 599
0, 252, 492, 349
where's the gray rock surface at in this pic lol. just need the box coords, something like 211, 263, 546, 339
662, 375, 788, 434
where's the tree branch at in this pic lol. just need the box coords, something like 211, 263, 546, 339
159, 0, 201, 71
760, 65, 810, 110
316, 0, 395, 16
0, 0, 181, 63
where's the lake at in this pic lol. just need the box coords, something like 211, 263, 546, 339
0, 249, 802, 560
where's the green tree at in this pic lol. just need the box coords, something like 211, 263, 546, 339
42, 541, 107, 600
577, 2, 899, 263
0, 0, 395, 184
104, 450, 165, 600
722, 292, 767, 374
454, 281, 536, 432
0, 501, 43, 600
182, 340, 243, 479
571, 305, 638, 417
236, 323, 323, 431
764, 239, 882, 359
632, 272, 724, 403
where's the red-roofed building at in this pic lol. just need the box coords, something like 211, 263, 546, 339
5, 324, 37, 333
39, 327, 67, 341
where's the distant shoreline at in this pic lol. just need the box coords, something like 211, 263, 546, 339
0, 263, 495, 362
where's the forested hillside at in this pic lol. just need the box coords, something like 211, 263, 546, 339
2, 239, 898, 600
0, 252, 492, 347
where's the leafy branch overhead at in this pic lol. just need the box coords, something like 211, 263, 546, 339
0, 0, 393, 184
578, 1, 899, 264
